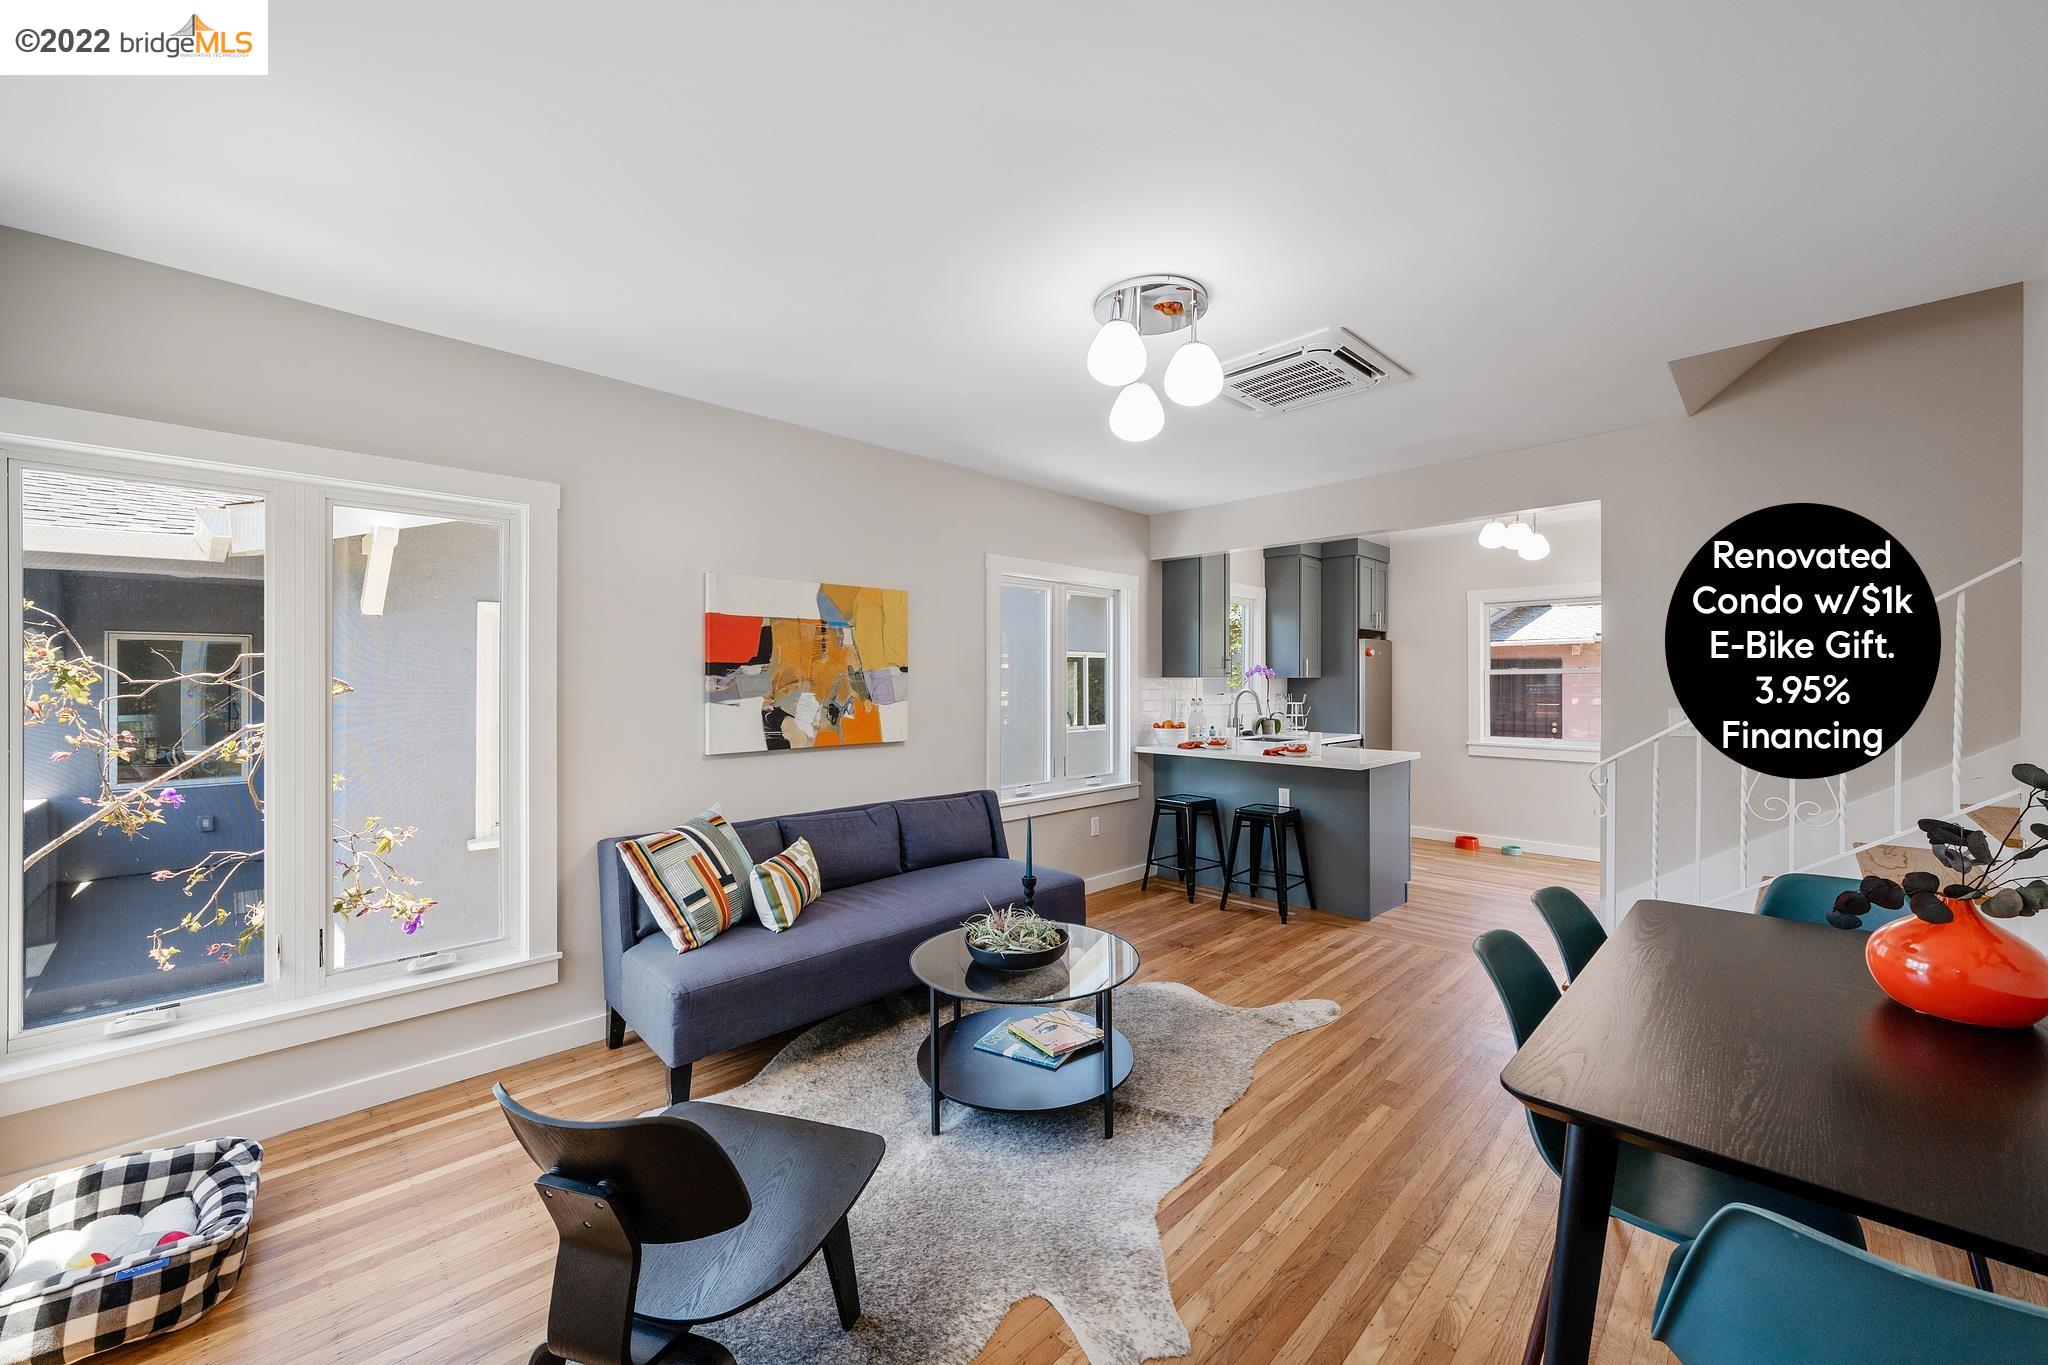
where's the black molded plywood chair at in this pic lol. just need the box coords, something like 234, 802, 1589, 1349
497, 1084, 886, 1365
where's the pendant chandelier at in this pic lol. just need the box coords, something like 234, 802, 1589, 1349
1085, 274, 1222, 442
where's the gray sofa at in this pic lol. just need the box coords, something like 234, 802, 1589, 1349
599, 789, 1085, 1102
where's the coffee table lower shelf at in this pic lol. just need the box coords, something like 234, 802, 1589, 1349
917, 1003, 1133, 1138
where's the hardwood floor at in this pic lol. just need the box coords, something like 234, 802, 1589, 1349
109, 839, 2044, 1364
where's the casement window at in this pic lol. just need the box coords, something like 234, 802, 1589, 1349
0, 404, 558, 1113
1468, 584, 1602, 762
987, 555, 1139, 813
1225, 587, 1266, 692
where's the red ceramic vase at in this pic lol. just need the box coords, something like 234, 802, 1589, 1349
1865, 895, 2048, 1029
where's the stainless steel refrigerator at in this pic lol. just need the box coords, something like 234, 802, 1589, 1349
1358, 639, 1393, 748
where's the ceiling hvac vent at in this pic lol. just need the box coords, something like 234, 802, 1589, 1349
1221, 326, 1409, 416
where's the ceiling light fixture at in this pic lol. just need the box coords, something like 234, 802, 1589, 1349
1516, 516, 1551, 561
1088, 274, 1212, 437
1109, 381, 1166, 442
1501, 517, 1533, 548
1477, 518, 1510, 549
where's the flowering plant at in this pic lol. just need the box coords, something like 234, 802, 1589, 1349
23, 601, 434, 969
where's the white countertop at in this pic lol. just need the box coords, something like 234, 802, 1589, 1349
1135, 739, 1419, 771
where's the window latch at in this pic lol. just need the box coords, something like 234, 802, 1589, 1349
103, 1004, 181, 1038
405, 950, 458, 975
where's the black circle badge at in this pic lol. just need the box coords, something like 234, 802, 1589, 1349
1665, 504, 1938, 781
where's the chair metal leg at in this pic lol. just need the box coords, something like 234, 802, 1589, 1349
822, 1213, 862, 1328
605, 1009, 625, 1050
1292, 819, 1317, 910
1180, 809, 1196, 903
928, 987, 943, 1135
1207, 805, 1228, 892
1970, 1250, 1995, 1292
1249, 822, 1267, 902
1141, 805, 1163, 892
667, 1063, 692, 1106
1275, 829, 1290, 925
1220, 818, 1242, 911
1522, 1255, 1553, 1365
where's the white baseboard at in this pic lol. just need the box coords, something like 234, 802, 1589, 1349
1, 1011, 609, 1190
1085, 863, 1145, 893
1412, 825, 1600, 863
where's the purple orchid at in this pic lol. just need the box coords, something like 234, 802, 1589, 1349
159, 787, 185, 810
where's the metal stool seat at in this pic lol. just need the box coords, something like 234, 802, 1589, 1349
1143, 793, 1227, 903
1221, 803, 1316, 923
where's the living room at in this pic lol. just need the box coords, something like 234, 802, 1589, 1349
2, 6, 2048, 1364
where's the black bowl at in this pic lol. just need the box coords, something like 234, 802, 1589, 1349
965, 930, 1066, 972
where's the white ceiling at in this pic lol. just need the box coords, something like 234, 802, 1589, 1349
5, 3, 2048, 515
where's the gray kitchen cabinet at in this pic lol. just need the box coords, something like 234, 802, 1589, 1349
1265, 544, 1324, 679
1160, 554, 1231, 678
1360, 557, 1389, 634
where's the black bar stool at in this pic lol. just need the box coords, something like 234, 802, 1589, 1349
1221, 803, 1316, 923
1142, 793, 1227, 903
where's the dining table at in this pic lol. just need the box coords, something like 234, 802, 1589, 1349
1501, 898, 2048, 1364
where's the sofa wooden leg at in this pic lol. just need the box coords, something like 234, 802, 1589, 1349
605, 1009, 625, 1050
668, 1062, 692, 1106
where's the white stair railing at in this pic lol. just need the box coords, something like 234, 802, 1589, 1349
1590, 556, 2022, 925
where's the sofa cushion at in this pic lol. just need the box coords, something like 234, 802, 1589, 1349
733, 818, 785, 865
616, 807, 755, 952
779, 805, 902, 890
749, 838, 822, 932
618, 857, 1086, 1065
897, 792, 999, 871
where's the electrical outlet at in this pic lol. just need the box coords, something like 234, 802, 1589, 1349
1089, 816, 1100, 837
1277, 786, 1291, 808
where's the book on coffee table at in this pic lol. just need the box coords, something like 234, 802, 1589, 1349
1006, 1007, 1104, 1059
972, 1019, 1083, 1070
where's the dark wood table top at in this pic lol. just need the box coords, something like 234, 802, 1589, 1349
1501, 899, 2048, 1271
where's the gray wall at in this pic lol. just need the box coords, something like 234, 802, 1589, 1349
0, 227, 1155, 1172
329, 519, 502, 966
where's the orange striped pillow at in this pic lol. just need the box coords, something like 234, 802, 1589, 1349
749, 838, 821, 931
616, 807, 753, 952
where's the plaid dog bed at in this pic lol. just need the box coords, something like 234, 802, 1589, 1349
0, 1138, 261, 1364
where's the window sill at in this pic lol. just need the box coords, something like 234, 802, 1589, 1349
466, 835, 501, 852
0, 950, 560, 1118
1467, 741, 1602, 764
998, 782, 1142, 818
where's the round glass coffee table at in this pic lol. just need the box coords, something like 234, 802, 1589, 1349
910, 923, 1140, 1139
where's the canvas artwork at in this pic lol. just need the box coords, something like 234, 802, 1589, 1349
704, 573, 909, 753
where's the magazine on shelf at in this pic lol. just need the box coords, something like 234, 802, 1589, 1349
1006, 1007, 1104, 1058
972, 1019, 1080, 1070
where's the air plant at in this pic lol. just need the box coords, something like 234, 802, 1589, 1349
963, 900, 1067, 953
1829, 762, 2048, 929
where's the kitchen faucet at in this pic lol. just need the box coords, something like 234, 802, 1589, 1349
1232, 689, 1265, 736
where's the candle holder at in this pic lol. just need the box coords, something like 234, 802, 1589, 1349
1022, 815, 1036, 910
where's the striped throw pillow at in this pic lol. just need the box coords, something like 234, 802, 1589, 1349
750, 838, 821, 932
617, 806, 755, 953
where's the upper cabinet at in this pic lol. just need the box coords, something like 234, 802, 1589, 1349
1160, 554, 1231, 678
1265, 544, 1324, 679
1360, 555, 1389, 634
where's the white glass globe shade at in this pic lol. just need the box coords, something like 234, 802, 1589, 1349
1517, 532, 1552, 561
1109, 382, 1165, 442
1086, 319, 1147, 387
1501, 518, 1533, 547
1163, 339, 1224, 406
1478, 518, 1510, 549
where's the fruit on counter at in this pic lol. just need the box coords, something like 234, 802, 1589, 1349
1262, 743, 1313, 756
1204, 738, 1230, 747
1176, 740, 1203, 750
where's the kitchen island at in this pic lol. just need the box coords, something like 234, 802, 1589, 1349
1137, 739, 1417, 919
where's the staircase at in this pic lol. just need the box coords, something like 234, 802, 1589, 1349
1591, 557, 2022, 926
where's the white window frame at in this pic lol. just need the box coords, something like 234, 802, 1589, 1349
471, 600, 502, 850
986, 555, 1139, 816
1227, 583, 1267, 692
1467, 582, 1602, 763
103, 630, 257, 791
0, 396, 559, 1118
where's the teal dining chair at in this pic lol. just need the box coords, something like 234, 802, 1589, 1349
1473, 929, 1865, 1364
1755, 872, 1912, 929
1529, 886, 1605, 981
1653, 1203, 2048, 1363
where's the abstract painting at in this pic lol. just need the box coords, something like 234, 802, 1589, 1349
704, 573, 909, 753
